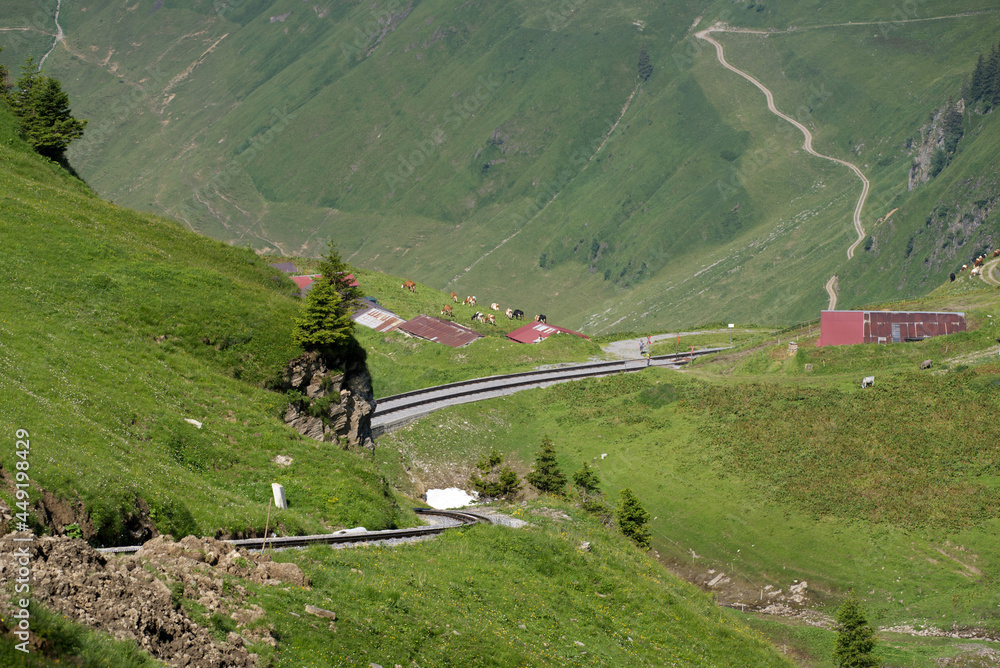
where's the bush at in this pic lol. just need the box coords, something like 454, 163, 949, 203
525, 437, 566, 496
617, 488, 651, 549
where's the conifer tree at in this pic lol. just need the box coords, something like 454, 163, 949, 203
616, 488, 651, 549
638, 43, 653, 82
526, 437, 566, 496
5, 56, 87, 162
833, 591, 880, 668
469, 450, 522, 501
292, 241, 363, 356
970, 53, 987, 103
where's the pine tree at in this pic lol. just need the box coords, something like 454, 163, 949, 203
469, 450, 522, 501
985, 43, 1000, 109
525, 437, 567, 495
5, 56, 87, 162
616, 488, 651, 549
970, 53, 987, 103
637, 44, 653, 82
292, 241, 363, 356
833, 591, 880, 668
572, 463, 601, 496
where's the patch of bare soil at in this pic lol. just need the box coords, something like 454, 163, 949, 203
0, 532, 310, 666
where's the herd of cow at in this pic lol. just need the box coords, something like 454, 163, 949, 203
959, 249, 1000, 277
401, 281, 546, 327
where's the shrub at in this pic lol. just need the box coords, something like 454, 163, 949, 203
617, 488, 651, 549
525, 437, 566, 496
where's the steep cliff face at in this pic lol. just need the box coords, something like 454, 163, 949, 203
278, 351, 377, 451
909, 99, 965, 189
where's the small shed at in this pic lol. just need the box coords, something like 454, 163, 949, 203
397, 315, 483, 348
290, 273, 359, 296
352, 300, 406, 333
507, 322, 591, 344
817, 310, 966, 347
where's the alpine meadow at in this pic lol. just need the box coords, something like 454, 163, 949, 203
2, 1, 1000, 667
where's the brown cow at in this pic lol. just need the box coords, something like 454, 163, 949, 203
505, 308, 514, 319
994, 249, 1000, 258
441, 304, 453, 317
451, 292, 459, 302
402, 280, 416, 292
490, 302, 500, 311
485, 314, 496, 325
463, 295, 477, 306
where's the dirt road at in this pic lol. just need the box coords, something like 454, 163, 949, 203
694, 27, 869, 261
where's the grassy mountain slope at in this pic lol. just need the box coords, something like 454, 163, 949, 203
2, 0, 998, 331
0, 102, 795, 666
376, 275, 1000, 666
0, 99, 410, 545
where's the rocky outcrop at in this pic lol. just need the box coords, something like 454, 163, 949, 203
279, 351, 376, 451
0, 532, 311, 666
909, 99, 964, 190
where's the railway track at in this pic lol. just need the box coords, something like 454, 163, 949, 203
371, 347, 729, 436
96, 509, 490, 555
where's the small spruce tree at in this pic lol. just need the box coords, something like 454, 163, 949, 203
469, 450, 522, 501
525, 437, 566, 496
638, 43, 653, 82
292, 241, 363, 357
833, 591, 880, 668
616, 488, 651, 549
572, 463, 610, 517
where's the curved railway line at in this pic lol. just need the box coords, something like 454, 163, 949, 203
371, 347, 729, 436
97, 509, 490, 555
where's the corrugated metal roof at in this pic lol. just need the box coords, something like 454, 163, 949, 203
290, 274, 321, 289
269, 262, 298, 273
507, 323, 591, 344
397, 315, 483, 348
352, 302, 406, 333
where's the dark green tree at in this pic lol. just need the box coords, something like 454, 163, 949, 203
572, 463, 601, 496
970, 53, 988, 103
942, 100, 964, 155
5, 56, 87, 162
833, 591, 879, 668
525, 437, 567, 496
469, 450, 522, 501
616, 488, 651, 549
638, 43, 653, 82
572, 463, 610, 516
292, 241, 363, 356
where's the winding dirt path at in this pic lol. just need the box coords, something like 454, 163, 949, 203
695, 27, 869, 262
824, 275, 838, 310
981, 257, 1000, 287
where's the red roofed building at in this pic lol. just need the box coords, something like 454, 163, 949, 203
291, 273, 359, 296
817, 310, 965, 346
397, 315, 483, 348
507, 322, 590, 344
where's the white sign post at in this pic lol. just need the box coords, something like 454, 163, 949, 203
728, 323, 734, 345
272, 483, 288, 509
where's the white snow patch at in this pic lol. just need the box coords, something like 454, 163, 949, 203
426, 488, 478, 509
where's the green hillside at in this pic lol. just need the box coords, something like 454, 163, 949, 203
0, 101, 797, 666
2, 0, 998, 331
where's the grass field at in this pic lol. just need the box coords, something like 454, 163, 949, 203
374, 276, 1000, 666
